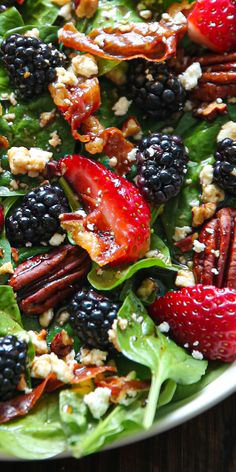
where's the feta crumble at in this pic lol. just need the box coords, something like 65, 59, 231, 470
72, 54, 98, 78
175, 270, 195, 288
80, 348, 108, 367
178, 63, 202, 91
84, 387, 111, 419
8, 146, 52, 177
173, 226, 192, 242
199, 165, 214, 186
49, 233, 66, 246
192, 350, 204, 360
217, 121, 236, 142
158, 321, 170, 333
193, 240, 206, 253
112, 97, 132, 116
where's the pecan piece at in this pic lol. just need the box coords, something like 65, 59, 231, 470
193, 208, 236, 289
9, 245, 91, 314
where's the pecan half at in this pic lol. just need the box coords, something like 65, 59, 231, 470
9, 245, 91, 314
193, 208, 236, 289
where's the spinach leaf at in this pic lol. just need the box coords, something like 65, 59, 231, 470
0, 394, 66, 460
0, 285, 22, 328
5, 25, 59, 43
0, 7, 24, 41
88, 234, 178, 291
0, 95, 75, 159
0, 197, 19, 278
20, 0, 59, 26
116, 292, 207, 428
59, 389, 145, 458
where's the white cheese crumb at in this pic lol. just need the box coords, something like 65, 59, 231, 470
8, 146, 52, 177
139, 9, 152, 19
217, 121, 236, 142
108, 156, 118, 167
193, 341, 199, 347
158, 321, 170, 333
211, 268, 219, 275
49, 233, 66, 246
192, 350, 204, 360
84, 387, 111, 419
56, 310, 70, 326
55, 67, 78, 86
112, 97, 132, 116
80, 348, 108, 367
59, 3, 72, 20
48, 130, 62, 148
173, 226, 192, 242
24, 28, 40, 38
211, 249, 220, 257
31, 352, 74, 383
117, 317, 128, 331
206, 228, 214, 234
193, 240, 206, 253
201, 183, 225, 204
175, 270, 195, 288
178, 63, 202, 91
39, 308, 54, 328
28, 331, 49, 355
39, 110, 56, 128
72, 54, 98, 78
127, 148, 138, 162
199, 164, 214, 186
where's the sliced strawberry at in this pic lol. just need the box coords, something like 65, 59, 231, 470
59, 155, 151, 267
149, 284, 236, 362
188, 0, 236, 53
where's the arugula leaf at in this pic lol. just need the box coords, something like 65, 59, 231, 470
88, 234, 178, 291
20, 0, 59, 26
116, 292, 207, 428
0, 394, 66, 460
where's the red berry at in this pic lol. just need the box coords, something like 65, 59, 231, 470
149, 284, 236, 362
59, 155, 151, 267
188, 0, 236, 53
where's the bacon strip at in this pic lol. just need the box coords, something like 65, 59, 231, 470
58, 20, 187, 62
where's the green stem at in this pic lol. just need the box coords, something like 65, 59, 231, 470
143, 371, 163, 429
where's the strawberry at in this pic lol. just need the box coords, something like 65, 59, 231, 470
188, 0, 236, 53
59, 154, 151, 267
149, 284, 236, 362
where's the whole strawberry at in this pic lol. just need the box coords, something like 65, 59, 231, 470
149, 284, 236, 362
188, 0, 236, 53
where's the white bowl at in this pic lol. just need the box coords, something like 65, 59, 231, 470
1, 363, 235, 461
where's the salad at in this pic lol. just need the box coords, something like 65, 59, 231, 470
0, 0, 235, 460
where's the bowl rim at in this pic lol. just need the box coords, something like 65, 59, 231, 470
1, 362, 235, 461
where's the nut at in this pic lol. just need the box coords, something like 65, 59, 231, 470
9, 245, 91, 314
193, 208, 236, 289
192, 203, 217, 227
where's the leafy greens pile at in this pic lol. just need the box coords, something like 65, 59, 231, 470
0, 0, 234, 460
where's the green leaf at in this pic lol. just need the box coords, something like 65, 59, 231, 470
0, 285, 22, 327
3, 95, 75, 159
0, 7, 24, 41
0, 197, 20, 280
116, 292, 207, 428
5, 25, 59, 43
20, 0, 59, 26
88, 234, 177, 291
0, 394, 66, 460
59, 389, 145, 458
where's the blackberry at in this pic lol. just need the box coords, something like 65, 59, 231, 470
0, 335, 27, 401
6, 184, 69, 247
128, 60, 185, 119
68, 289, 120, 351
136, 133, 189, 204
213, 138, 236, 195
0, 34, 66, 99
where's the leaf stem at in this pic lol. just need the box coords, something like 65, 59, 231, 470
143, 371, 162, 429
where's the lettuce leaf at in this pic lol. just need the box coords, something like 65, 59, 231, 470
20, 0, 59, 26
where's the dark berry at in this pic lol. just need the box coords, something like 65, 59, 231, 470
213, 138, 236, 195
0, 34, 66, 99
136, 133, 189, 204
128, 60, 186, 119
0, 335, 27, 401
6, 184, 69, 247
68, 289, 120, 351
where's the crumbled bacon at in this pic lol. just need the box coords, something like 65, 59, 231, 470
94, 374, 150, 403
58, 19, 187, 62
